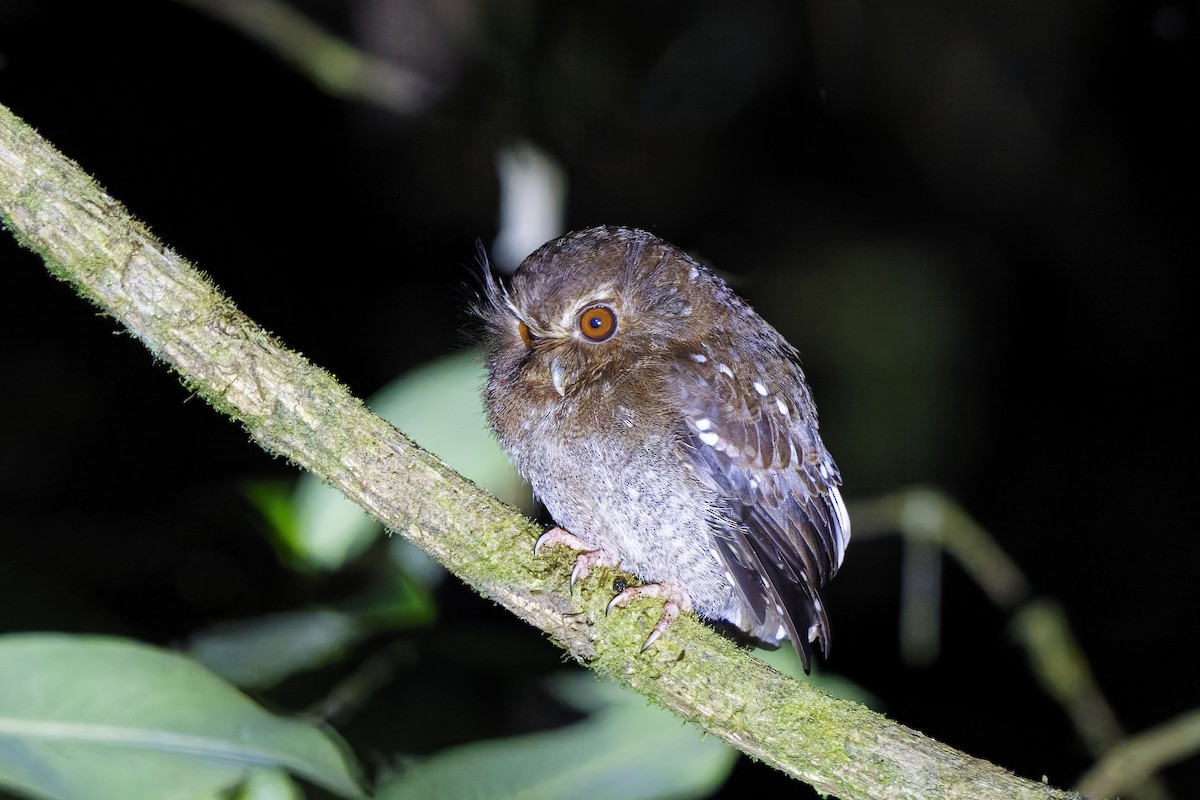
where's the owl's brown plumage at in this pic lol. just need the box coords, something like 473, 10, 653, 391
478, 226, 849, 670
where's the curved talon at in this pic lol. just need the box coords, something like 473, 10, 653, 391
569, 559, 589, 591
605, 582, 691, 650
641, 601, 682, 650
605, 592, 624, 617
534, 526, 620, 594
537, 530, 693, 651
567, 550, 620, 592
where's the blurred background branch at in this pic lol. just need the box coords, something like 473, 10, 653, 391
853, 488, 1177, 799
1077, 709, 1200, 800
173, 0, 436, 115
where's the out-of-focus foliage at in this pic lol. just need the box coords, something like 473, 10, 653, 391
276, 350, 529, 571
0, 634, 364, 800
376, 673, 738, 800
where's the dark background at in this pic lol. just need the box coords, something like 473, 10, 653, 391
0, 0, 1195, 797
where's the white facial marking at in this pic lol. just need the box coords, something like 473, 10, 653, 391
550, 361, 567, 396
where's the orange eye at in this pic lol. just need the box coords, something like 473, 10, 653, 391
578, 304, 617, 342
518, 321, 536, 345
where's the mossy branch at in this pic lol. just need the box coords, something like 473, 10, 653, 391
0, 102, 1084, 800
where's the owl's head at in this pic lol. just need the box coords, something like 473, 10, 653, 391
478, 226, 727, 402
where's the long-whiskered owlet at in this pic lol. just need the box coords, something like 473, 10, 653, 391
478, 226, 849, 671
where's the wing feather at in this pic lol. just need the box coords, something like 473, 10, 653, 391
672, 339, 849, 671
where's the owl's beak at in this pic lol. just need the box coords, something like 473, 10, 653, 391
550, 360, 568, 396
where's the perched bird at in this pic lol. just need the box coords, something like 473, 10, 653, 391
477, 226, 849, 671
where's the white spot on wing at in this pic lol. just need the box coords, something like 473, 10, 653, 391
776, 398, 789, 415
829, 486, 851, 566
691, 353, 708, 363
717, 363, 734, 378
753, 381, 768, 396
698, 431, 720, 447
694, 418, 713, 431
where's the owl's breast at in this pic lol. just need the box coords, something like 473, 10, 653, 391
496, 391, 738, 618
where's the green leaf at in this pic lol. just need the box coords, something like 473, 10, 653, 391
288, 349, 530, 570
377, 672, 737, 800
188, 572, 435, 689
0, 634, 365, 800
243, 481, 301, 562
230, 768, 303, 800
188, 608, 368, 689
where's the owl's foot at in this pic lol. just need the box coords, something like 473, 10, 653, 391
606, 582, 693, 651
534, 527, 621, 591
